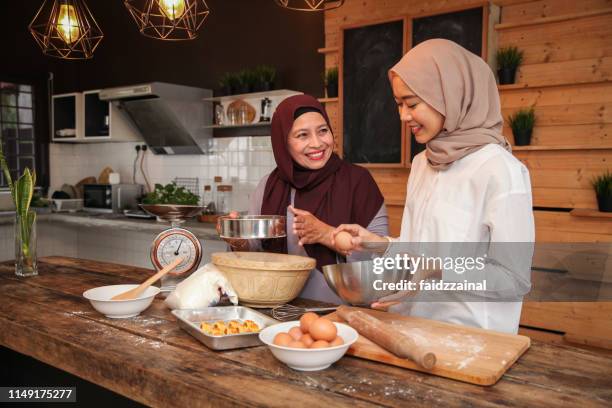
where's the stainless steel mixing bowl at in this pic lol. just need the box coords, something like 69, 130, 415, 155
322, 260, 413, 306
218, 215, 286, 239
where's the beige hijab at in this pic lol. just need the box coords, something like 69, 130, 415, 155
389, 38, 511, 170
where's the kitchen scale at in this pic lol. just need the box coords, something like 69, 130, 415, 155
140, 204, 205, 293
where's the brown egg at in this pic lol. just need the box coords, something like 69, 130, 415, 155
301, 333, 314, 347
288, 340, 306, 349
273, 332, 293, 347
310, 340, 330, 348
308, 317, 337, 342
335, 231, 354, 252
330, 336, 344, 347
288, 326, 303, 341
300, 312, 319, 333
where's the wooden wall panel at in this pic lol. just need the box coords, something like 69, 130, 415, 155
500, 82, 612, 108
500, 0, 612, 24
498, 12, 612, 46
502, 124, 612, 147
516, 150, 611, 208
521, 301, 612, 350
535, 210, 612, 241
515, 57, 612, 87
503, 103, 611, 127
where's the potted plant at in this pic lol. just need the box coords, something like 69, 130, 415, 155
508, 107, 535, 146
325, 67, 338, 98
0, 138, 38, 276
218, 72, 235, 96
592, 171, 612, 212
257, 65, 276, 91
496, 46, 523, 85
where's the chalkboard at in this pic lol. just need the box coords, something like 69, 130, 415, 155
410, 7, 484, 159
343, 20, 404, 164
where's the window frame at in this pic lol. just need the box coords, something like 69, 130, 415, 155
0, 73, 50, 195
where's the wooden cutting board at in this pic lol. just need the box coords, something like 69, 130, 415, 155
326, 308, 530, 386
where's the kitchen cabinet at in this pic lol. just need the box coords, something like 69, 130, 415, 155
52, 90, 141, 143
52, 93, 82, 141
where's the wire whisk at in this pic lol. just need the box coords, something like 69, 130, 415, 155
272, 304, 338, 321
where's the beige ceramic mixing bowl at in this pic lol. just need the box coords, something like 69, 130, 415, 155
211, 252, 316, 308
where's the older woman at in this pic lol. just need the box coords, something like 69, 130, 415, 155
224, 94, 388, 303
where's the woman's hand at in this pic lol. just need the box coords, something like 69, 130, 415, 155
331, 224, 389, 255
289, 206, 333, 247
216, 211, 249, 251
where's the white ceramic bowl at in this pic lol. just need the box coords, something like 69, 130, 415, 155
83, 284, 160, 318
259, 321, 358, 371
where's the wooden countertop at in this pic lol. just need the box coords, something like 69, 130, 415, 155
0, 257, 611, 407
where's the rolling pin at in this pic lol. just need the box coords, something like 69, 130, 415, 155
337, 305, 436, 369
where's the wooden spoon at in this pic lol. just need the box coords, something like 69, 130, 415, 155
111, 256, 184, 300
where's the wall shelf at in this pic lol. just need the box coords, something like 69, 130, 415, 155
203, 89, 301, 103
570, 209, 612, 219
204, 122, 271, 138
512, 145, 612, 151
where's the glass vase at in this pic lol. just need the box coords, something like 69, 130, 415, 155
14, 211, 37, 277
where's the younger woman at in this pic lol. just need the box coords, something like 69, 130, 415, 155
333, 39, 534, 334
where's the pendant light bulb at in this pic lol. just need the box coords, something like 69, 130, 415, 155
158, 0, 186, 20
56, 3, 81, 44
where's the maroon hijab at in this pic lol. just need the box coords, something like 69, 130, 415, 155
262, 94, 384, 270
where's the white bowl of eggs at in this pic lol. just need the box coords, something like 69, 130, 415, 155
259, 313, 358, 371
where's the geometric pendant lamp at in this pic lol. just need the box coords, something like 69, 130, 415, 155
124, 0, 210, 40
29, 0, 104, 60
274, 0, 345, 11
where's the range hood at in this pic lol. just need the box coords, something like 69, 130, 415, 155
99, 82, 212, 154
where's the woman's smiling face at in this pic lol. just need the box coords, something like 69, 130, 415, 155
287, 111, 334, 170
391, 74, 445, 144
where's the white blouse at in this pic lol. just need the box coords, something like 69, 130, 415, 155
389, 144, 534, 334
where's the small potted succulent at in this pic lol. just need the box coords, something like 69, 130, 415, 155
496, 46, 524, 85
325, 67, 338, 98
508, 107, 535, 146
592, 171, 612, 212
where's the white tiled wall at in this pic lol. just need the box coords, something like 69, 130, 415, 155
49, 136, 276, 211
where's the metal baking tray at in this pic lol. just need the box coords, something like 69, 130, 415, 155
172, 306, 279, 350
218, 215, 286, 239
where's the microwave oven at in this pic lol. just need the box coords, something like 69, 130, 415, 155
83, 184, 143, 213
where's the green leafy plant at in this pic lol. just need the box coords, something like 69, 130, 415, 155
0, 136, 36, 263
142, 182, 199, 205
325, 67, 338, 86
234, 69, 255, 93
219, 72, 233, 89
508, 108, 535, 133
256, 65, 276, 85
592, 170, 612, 198
496, 46, 524, 70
